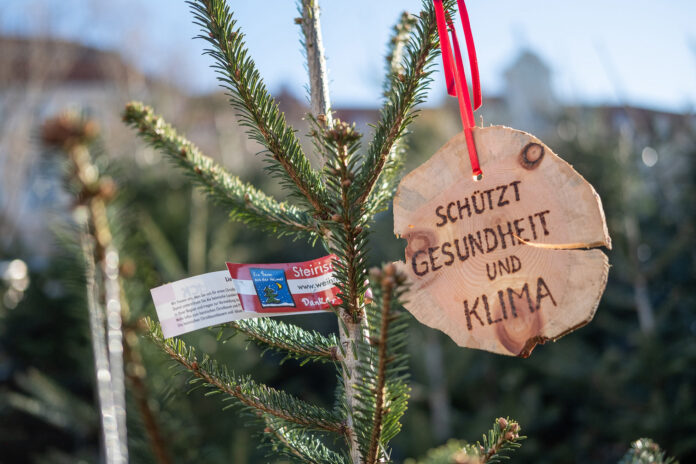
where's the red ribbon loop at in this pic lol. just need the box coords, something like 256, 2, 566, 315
433, 0, 483, 180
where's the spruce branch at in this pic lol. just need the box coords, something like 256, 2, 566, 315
314, 109, 375, 464
365, 11, 419, 216
188, 0, 328, 215
262, 416, 348, 464
385, 12, 419, 88
43, 113, 129, 464
320, 121, 370, 463
355, 264, 411, 463
405, 418, 524, 464
619, 439, 679, 464
478, 417, 524, 463
147, 320, 348, 437
321, 120, 368, 323
354, 0, 455, 206
366, 265, 400, 464
123, 102, 320, 241
45, 113, 172, 464
316, 116, 368, 461
225, 318, 340, 364
296, 120, 367, 464
298, 0, 333, 127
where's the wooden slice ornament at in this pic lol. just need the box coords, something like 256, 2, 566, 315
393, 127, 611, 357
393, 0, 611, 357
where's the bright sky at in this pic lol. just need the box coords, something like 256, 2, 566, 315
3, 1, 696, 112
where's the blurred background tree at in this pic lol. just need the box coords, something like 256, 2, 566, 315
0, 0, 694, 463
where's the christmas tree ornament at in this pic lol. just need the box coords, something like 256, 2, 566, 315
393, 0, 611, 356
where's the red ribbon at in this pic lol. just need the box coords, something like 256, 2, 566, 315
433, 0, 483, 180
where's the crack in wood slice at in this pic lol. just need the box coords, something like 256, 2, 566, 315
393, 126, 611, 357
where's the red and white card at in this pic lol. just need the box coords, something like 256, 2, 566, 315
226, 255, 340, 313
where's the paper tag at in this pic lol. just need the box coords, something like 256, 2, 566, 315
226, 255, 340, 313
150, 270, 324, 338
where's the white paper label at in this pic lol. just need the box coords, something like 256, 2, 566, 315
150, 271, 324, 338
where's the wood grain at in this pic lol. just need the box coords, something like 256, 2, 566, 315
393, 126, 611, 357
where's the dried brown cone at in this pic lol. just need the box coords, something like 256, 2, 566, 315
41, 112, 98, 150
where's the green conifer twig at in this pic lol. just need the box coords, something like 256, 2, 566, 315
365, 11, 419, 215
356, 264, 411, 463
148, 320, 348, 437
619, 438, 678, 464
123, 102, 320, 241
405, 418, 524, 464
262, 416, 348, 464
317, 118, 372, 462
225, 318, 339, 364
365, 265, 402, 463
321, 120, 368, 323
354, 0, 455, 205
188, 0, 328, 215
479, 417, 524, 463
43, 113, 171, 463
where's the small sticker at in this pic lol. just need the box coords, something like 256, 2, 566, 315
226, 255, 340, 313
250, 268, 296, 308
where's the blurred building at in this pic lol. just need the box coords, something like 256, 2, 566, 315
1, 36, 692, 263
0, 37, 149, 259
474, 49, 559, 138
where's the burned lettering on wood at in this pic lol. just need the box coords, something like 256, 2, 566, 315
407, 210, 552, 278
393, 126, 611, 357
486, 255, 522, 281
463, 277, 556, 330
434, 180, 523, 227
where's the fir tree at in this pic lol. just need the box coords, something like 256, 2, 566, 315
42, 112, 172, 464
122, 1, 524, 462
